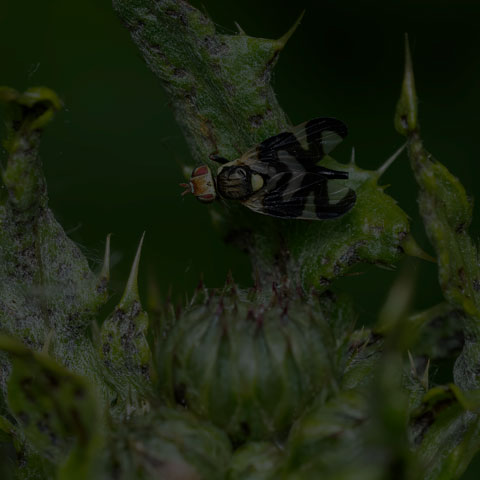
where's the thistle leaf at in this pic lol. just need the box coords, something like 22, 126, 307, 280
394, 36, 480, 478
227, 441, 282, 480
97, 233, 111, 297
288, 157, 410, 289
106, 406, 232, 480
0, 87, 109, 385
410, 385, 480, 480
0, 335, 104, 479
99, 233, 152, 411
395, 38, 480, 392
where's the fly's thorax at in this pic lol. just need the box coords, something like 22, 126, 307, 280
216, 164, 264, 201
190, 165, 216, 203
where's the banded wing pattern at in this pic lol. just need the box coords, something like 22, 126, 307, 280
243, 117, 356, 219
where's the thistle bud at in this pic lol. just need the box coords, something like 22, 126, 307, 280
155, 284, 354, 443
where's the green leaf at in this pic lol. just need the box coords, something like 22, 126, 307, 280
0, 335, 104, 479
395, 37, 480, 478
0, 87, 109, 385
106, 407, 232, 480
342, 328, 384, 390
226, 442, 282, 480
284, 390, 381, 479
112, 0, 290, 164
411, 385, 480, 480
395, 40, 480, 322
288, 156, 410, 289
409, 303, 464, 360
99, 233, 153, 412
395, 38, 480, 391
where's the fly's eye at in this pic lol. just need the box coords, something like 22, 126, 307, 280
231, 167, 247, 179
197, 193, 215, 203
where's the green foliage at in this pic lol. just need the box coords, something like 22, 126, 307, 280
410, 385, 480, 480
99, 233, 153, 407
395, 37, 480, 393
1, 3, 480, 480
287, 156, 411, 288
106, 407, 232, 480
0, 87, 108, 386
0, 335, 103, 479
226, 442, 281, 480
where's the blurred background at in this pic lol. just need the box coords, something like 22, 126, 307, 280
2, 0, 480, 475
1, 1, 480, 322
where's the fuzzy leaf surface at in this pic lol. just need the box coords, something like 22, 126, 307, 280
0, 87, 107, 386
396, 37, 480, 477
0, 335, 104, 480
99, 234, 153, 411
395, 40, 480, 391
106, 407, 232, 480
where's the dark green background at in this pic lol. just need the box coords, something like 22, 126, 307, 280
1, 2, 480, 332
2, 0, 480, 476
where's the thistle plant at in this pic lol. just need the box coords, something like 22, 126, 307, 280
1, 1, 480, 479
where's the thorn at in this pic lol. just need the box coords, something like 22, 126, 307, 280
376, 143, 407, 177
207, 288, 215, 304
276, 10, 305, 49
216, 298, 225, 316
395, 33, 418, 135
253, 267, 261, 291
225, 270, 237, 296
234, 21, 246, 35
377, 261, 415, 333
407, 350, 417, 376
422, 358, 430, 391
255, 310, 264, 328
350, 147, 356, 165
401, 234, 436, 263
270, 282, 280, 306
196, 273, 204, 291
42, 329, 55, 355
119, 232, 145, 309
99, 233, 111, 284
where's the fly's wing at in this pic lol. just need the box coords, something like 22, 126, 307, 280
239, 117, 355, 220
244, 169, 356, 220
252, 117, 347, 166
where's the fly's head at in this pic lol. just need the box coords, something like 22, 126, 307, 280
180, 165, 216, 203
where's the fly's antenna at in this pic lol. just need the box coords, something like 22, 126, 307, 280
180, 183, 193, 196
